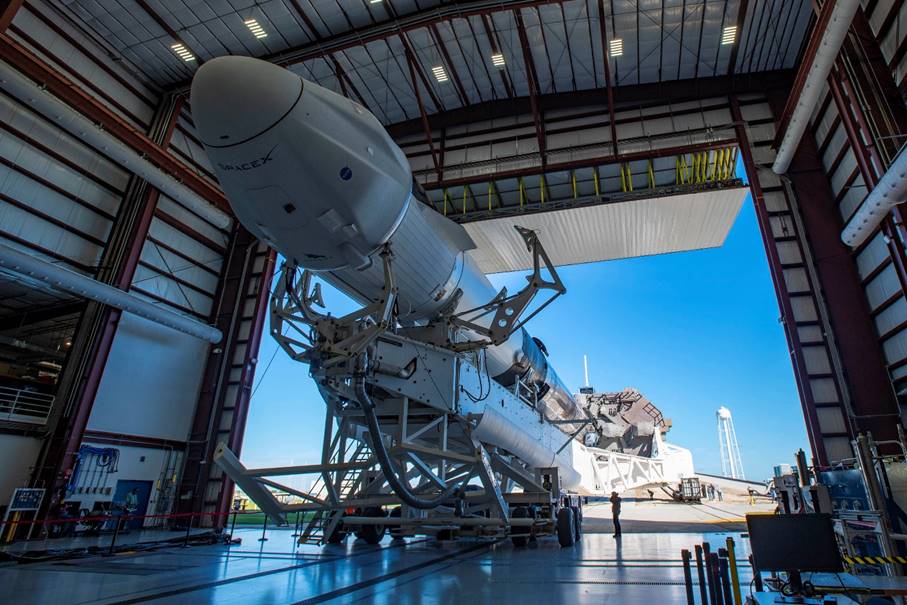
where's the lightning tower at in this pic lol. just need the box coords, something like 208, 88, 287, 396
717, 406, 745, 479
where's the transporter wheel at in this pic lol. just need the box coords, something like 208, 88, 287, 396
325, 514, 347, 544
556, 507, 576, 547
571, 506, 583, 542
356, 506, 387, 545
389, 507, 404, 541
510, 506, 531, 547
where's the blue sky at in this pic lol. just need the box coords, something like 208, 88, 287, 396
242, 176, 808, 484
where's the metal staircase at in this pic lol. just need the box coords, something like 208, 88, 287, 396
297, 441, 373, 545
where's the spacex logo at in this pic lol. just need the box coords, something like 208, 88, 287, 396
218, 145, 277, 172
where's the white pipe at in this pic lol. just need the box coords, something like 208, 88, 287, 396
0, 61, 232, 230
0, 242, 222, 343
842, 144, 907, 247
772, 0, 860, 175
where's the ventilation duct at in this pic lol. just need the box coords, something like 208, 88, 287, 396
841, 144, 907, 248
772, 0, 860, 175
0, 61, 231, 230
0, 242, 222, 344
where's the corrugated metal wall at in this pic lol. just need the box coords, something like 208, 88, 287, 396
733, 95, 856, 464
0, 0, 253, 521
862, 0, 907, 98
810, 83, 907, 389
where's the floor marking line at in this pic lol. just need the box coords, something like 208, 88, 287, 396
348, 542, 498, 603
292, 541, 497, 605
101, 539, 421, 605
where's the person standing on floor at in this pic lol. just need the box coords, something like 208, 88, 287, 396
610, 491, 622, 537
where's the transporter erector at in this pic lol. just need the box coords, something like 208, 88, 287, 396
191, 56, 693, 546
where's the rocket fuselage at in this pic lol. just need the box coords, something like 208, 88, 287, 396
191, 56, 581, 427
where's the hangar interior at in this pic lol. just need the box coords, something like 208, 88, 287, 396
0, 0, 906, 603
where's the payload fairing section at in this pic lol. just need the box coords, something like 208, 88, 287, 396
192, 56, 692, 545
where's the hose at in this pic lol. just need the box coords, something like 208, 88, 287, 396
354, 355, 461, 510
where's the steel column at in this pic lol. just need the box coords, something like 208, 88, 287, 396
770, 78, 902, 451
730, 97, 828, 464
29, 94, 186, 519
216, 248, 277, 518
0, 0, 22, 32
176, 229, 275, 525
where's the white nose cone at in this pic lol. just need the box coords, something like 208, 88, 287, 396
190, 56, 413, 272
191, 56, 303, 147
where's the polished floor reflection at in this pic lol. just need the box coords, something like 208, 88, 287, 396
0, 527, 753, 604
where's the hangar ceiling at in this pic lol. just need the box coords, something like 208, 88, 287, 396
56, 0, 813, 125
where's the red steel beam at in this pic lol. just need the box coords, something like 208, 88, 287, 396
33, 95, 187, 520
330, 54, 372, 113
133, 0, 204, 64
398, 32, 445, 113
420, 138, 736, 189
252, 0, 562, 73
0, 0, 23, 32
729, 96, 828, 465
0, 35, 229, 213
831, 61, 907, 313
402, 39, 442, 178
726, 0, 749, 75
428, 22, 470, 107
386, 69, 795, 138
286, 0, 323, 41
771, 0, 836, 148
597, 0, 619, 155
514, 9, 546, 163
480, 13, 516, 99
766, 88, 903, 451
215, 247, 277, 519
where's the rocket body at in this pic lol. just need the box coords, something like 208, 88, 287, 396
191, 56, 583, 428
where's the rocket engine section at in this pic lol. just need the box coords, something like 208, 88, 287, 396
191, 56, 586, 431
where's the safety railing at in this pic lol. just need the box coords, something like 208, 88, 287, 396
0, 386, 54, 424
0, 508, 304, 556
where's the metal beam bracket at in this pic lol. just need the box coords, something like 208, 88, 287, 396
447, 226, 565, 350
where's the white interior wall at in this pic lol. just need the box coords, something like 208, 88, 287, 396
0, 434, 44, 510
71, 441, 182, 522
87, 313, 209, 442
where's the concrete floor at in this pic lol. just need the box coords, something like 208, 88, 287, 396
583, 497, 776, 533
0, 526, 755, 604
0, 528, 214, 555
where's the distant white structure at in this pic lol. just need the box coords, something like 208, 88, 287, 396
717, 406, 745, 479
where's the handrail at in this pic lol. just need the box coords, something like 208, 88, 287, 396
0, 386, 54, 424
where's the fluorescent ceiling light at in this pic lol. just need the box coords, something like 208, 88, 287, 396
491, 52, 505, 68
431, 65, 449, 83
171, 43, 196, 62
244, 18, 268, 39
609, 38, 623, 57
722, 26, 737, 45
370, 0, 382, 3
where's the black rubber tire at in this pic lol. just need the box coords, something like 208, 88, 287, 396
571, 505, 583, 542
389, 507, 404, 540
358, 506, 387, 545
556, 507, 576, 547
511, 506, 530, 547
